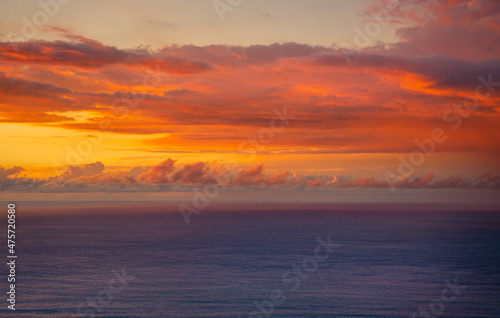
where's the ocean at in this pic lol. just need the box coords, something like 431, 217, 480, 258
1, 202, 499, 317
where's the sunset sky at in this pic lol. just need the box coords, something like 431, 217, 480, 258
1, 0, 499, 202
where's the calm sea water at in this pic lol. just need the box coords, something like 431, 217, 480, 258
1, 203, 499, 317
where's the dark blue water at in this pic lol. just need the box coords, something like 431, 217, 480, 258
1, 203, 499, 317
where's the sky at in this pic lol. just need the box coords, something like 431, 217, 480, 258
0, 0, 499, 203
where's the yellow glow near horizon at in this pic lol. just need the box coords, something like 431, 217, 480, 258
0, 123, 166, 177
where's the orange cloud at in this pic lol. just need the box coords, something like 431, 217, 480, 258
1, 13, 499, 182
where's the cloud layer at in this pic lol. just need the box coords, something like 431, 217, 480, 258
1, 160, 499, 193
1, 11, 499, 155
0, 0, 499, 197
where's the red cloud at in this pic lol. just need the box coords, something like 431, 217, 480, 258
0, 36, 211, 73
1, 161, 500, 192
230, 164, 291, 186
170, 162, 215, 185
137, 159, 176, 184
